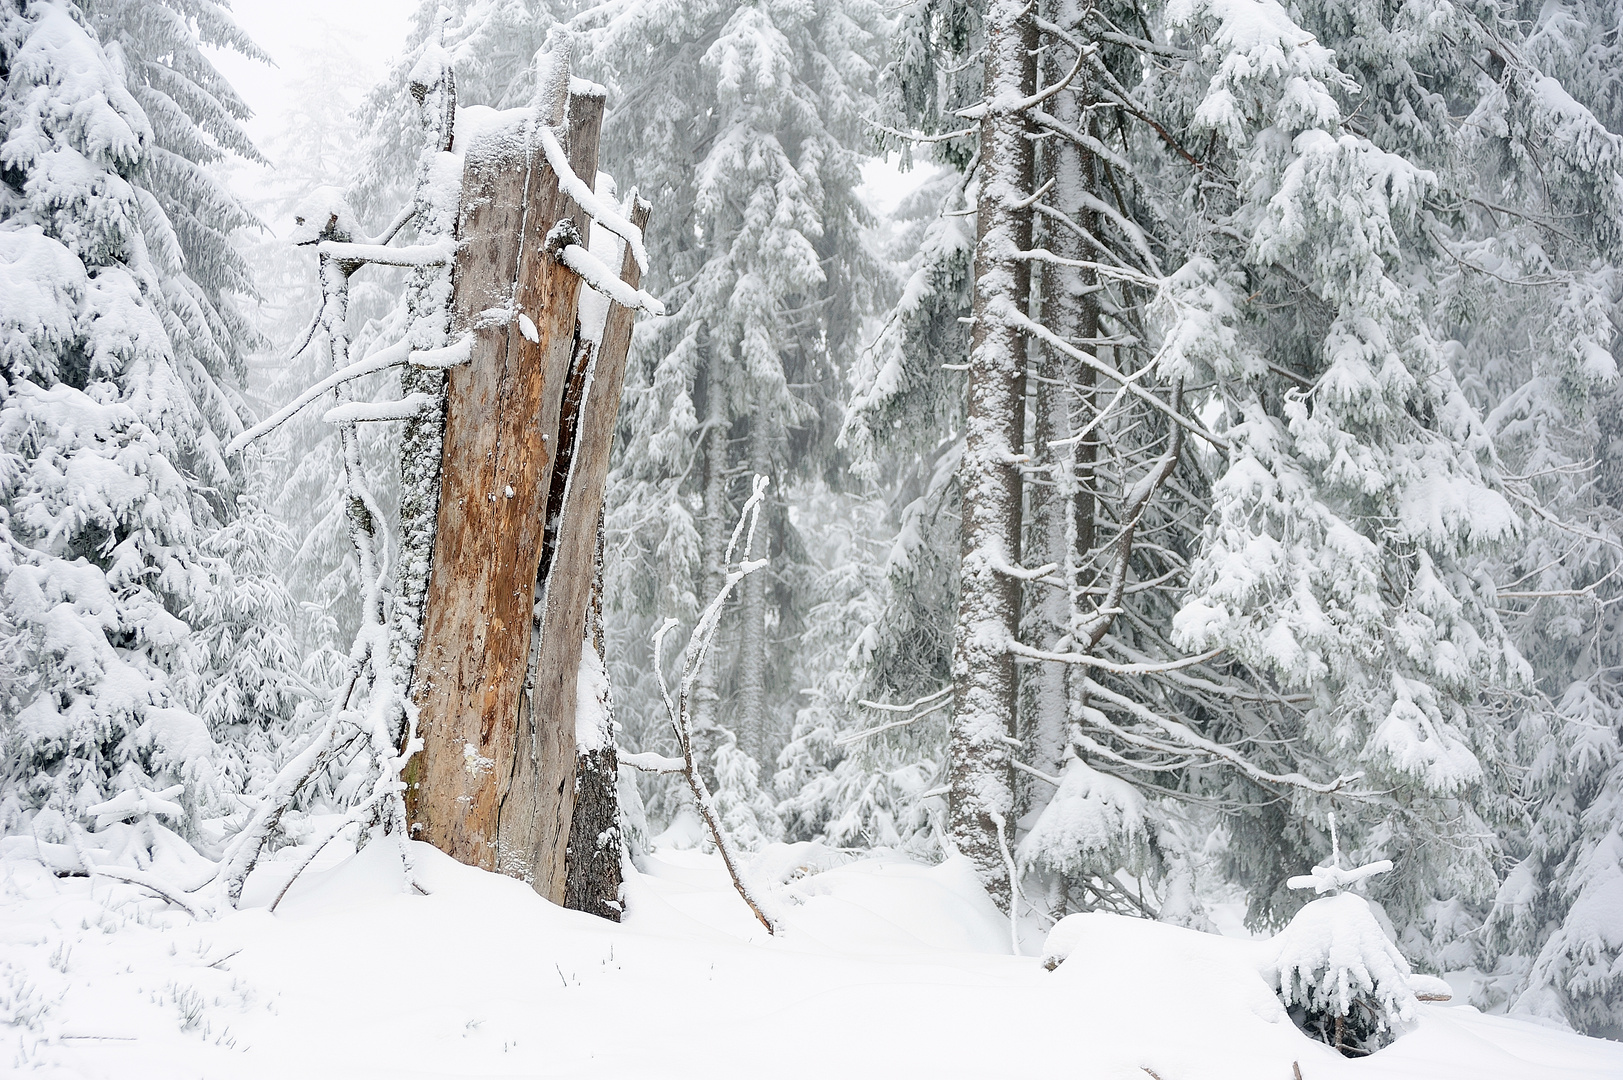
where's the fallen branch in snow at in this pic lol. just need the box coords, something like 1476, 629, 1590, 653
268, 790, 389, 912
88, 864, 207, 918
652, 475, 780, 936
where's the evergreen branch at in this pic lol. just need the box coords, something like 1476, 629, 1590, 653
1080, 679, 1360, 795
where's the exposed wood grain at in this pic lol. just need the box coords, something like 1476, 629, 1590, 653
496, 89, 606, 898
405, 92, 599, 881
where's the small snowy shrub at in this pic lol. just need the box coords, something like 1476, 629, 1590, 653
1265, 819, 1419, 1054
1268, 892, 1419, 1053
709, 730, 783, 853
1016, 757, 1161, 916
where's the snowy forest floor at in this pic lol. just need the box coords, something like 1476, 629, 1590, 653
2, 837, 1620, 1079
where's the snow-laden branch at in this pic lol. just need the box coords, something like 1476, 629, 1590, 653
323, 393, 435, 425
557, 243, 664, 313
857, 686, 953, 713
368, 203, 418, 247
1006, 640, 1223, 674
1004, 305, 1229, 450
835, 699, 952, 746
409, 334, 474, 369
619, 751, 686, 774
1288, 860, 1393, 895
536, 124, 650, 274
1014, 247, 1160, 289
1030, 108, 1133, 174
1079, 677, 1361, 795
861, 116, 978, 144
315, 239, 457, 267
991, 556, 1060, 580
226, 336, 470, 455
226, 341, 409, 454
1006, 36, 1094, 114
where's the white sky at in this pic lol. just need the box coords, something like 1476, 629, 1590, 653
210, 0, 412, 149
208, 1, 927, 226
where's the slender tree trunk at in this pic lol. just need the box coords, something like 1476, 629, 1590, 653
736, 413, 770, 763
391, 64, 458, 749
950, 0, 1036, 911
691, 379, 730, 767
1024, 0, 1100, 790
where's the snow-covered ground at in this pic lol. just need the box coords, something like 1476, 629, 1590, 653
3, 841, 1619, 1079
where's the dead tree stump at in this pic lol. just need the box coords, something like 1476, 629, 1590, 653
404, 80, 614, 899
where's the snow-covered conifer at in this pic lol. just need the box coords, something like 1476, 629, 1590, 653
587, 0, 888, 786
0, 0, 270, 869
1266, 823, 1419, 1054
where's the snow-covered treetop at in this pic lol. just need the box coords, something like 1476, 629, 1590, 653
1286, 814, 1393, 895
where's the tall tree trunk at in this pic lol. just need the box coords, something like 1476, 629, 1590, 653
691, 377, 730, 768
501, 88, 609, 901
1023, 1, 1100, 791
405, 76, 600, 895
950, 0, 1035, 911
736, 412, 771, 763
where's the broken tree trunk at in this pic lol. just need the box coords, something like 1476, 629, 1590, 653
552, 194, 653, 920
404, 76, 608, 895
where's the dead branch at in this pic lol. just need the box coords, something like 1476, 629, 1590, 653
651, 475, 780, 935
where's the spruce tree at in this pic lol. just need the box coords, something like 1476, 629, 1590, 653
587, 0, 886, 799
0, 0, 276, 865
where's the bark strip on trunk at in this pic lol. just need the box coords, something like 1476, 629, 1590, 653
497, 88, 607, 897
541, 193, 654, 917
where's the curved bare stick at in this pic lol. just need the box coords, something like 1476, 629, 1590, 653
651, 475, 780, 935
